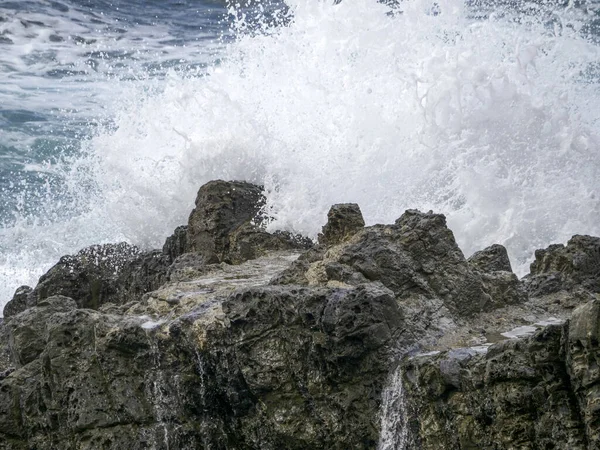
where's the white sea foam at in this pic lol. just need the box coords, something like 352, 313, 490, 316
2, 0, 600, 312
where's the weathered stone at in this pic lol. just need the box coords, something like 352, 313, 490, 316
166, 252, 209, 282
7, 295, 77, 367
567, 300, 600, 446
116, 250, 171, 303
276, 209, 489, 317
465, 244, 526, 309
208, 283, 403, 449
162, 225, 188, 263
402, 325, 587, 449
30, 242, 141, 310
2, 286, 34, 319
186, 180, 310, 265
525, 235, 600, 297
2, 182, 600, 449
186, 180, 265, 263
318, 203, 365, 246
478, 270, 527, 308
0, 267, 403, 449
468, 244, 513, 273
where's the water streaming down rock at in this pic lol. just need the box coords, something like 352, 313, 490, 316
378, 365, 410, 450
1, 180, 600, 448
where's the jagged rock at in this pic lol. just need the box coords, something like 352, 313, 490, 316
478, 270, 527, 308
207, 283, 403, 449
318, 203, 365, 246
186, 180, 310, 265
3, 180, 600, 449
22, 242, 141, 310
162, 225, 188, 263
0, 263, 403, 449
2, 286, 34, 319
567, 299, 600, 445
186, 180, 265, 263
402, 324, 587, 449
166, 252, 210, 282
116, 250, 171, 304
525, 235, 600, 297
467, 244, 527, 308
228, 223, 312, 264
468, 244, 513, 273
276, 209, 489, 317
7, 295, 77, 367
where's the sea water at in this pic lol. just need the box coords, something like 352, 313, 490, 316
1, 0, 600, 312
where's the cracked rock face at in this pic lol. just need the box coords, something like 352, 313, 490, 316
1, 180, 599, 449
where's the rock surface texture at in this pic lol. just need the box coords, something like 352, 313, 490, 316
0, 179, 599, 449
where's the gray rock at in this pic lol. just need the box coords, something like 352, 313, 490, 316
318, 203, 365, 246
162, 225, 188, 263
402, 324, 587, 449
186, 180, 265, 263
117, 250, 171, 303
186, 180, 310, 265
276, 209, 489, 317
29, 242, 141, 310
466, 245, 527, 308
525, 235, 600, 297
2, 182, 600, 449
7, 295, 77, 367
468, 244, 513, 273
2, 286, 34, 319
566, 299, 600, 446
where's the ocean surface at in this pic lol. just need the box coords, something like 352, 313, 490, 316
1, 0, 600, 312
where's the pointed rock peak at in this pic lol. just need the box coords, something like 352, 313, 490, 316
186, 180, 265, 262
319, 203, 365, 246
468, 244, 513, 273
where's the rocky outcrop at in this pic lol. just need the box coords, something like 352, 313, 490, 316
468, 244, 527, 310
3, 180, 309, 317
1, 179, 600, 449
186, 180, 310, 264
2, 244, 169, 316
524, 235, 600, 297
0, 260, 403, 449
400, 299, 600, 449
274, 208, 507, 317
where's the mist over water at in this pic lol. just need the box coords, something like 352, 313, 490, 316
1, 0, 600, 311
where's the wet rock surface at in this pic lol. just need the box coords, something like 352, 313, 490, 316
0, 180, 599, 449
524, 235, 600, 297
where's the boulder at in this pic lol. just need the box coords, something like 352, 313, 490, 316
162, 225, 189, 263
525, 235, 600, 297
401, 324, 587, 449
186, 180, 310, 264
468, 244, 513, 273
28, 243, 140, 310
468, 244, 527, 308
318, 203, 365, 246
276, 209, 489, 317
2, 286, 34, 319
566, 299, 600, 445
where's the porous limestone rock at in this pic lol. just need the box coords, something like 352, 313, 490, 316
275, 208, 490, 317
468, 244, 513, 273
318, 203, 365, 246
186, 180, 309, 265
2, 179, 600, 450
468, 244, 527, 309
402, 324, 588, 449
525, 235, 600, 297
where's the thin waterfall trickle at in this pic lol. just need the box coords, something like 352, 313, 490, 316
378, 364, 410, 450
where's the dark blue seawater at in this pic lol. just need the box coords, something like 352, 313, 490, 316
1, 0, 600, 310
0, 0, 231, 225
